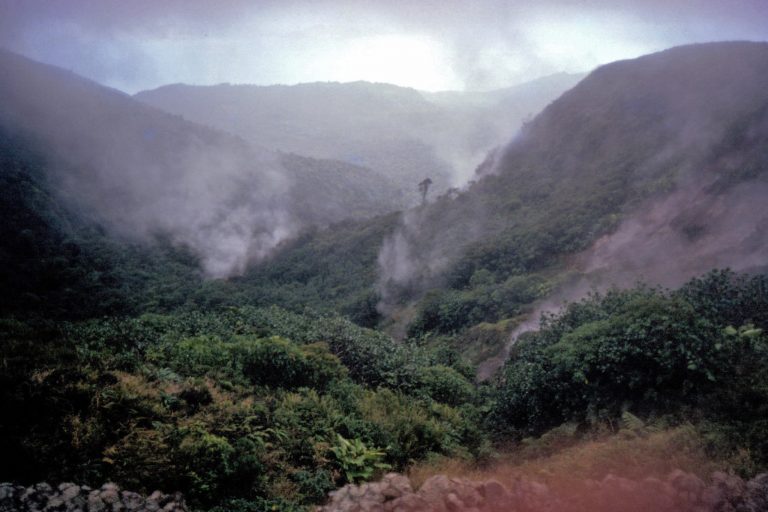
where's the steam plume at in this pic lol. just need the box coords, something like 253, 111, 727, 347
0, 49, 296, 277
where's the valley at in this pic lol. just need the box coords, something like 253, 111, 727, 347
1, 38, 767, 512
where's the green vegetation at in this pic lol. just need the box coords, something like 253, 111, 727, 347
280, 153, 409, 225
490, 270, 768, 469
0, 307, 484, 510
3, 80, 768, 511
3, 271, 765, 510
330, 434, 390, 484
2, 42, 768, 512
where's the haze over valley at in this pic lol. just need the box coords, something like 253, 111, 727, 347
2, 2, 768, 511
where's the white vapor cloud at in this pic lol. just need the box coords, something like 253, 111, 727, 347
1, 0, 766, 93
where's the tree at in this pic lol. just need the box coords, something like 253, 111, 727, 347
418, 177, 433, 204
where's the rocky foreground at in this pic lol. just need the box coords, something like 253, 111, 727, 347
3, 471, 767, 512
0, 483, 186, 512
317, 471, 768, 512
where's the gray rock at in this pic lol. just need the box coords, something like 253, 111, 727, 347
58, 483, 81, 503
457, 483, 483, 509
381, 474, 412, 500
361, 484, 385, 504
669, 469, 706, 501
120, 491, 144, 511
380, 486, 403, 501
43, 496, 66, 511
418, 475, 452, 508
66, 495, 87, 512
22, 485, 49, 510
88, 490, 105, 511
99, 489, 120, 505
34, 484, 53, 495
0, 483, 19, 502
0, 483, 186, 512
384, 493, 429, 512
745, 473, 768, 511
355, 498, 385, 512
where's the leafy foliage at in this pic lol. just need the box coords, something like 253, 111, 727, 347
0, 306, 483, 510
490, 271, 768, 468
330, 434, 390, 484
3, 42, 768, 512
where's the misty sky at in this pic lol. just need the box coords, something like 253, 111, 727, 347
2, 0, 768, 93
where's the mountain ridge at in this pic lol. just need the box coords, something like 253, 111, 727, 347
134, 73, 584, 197
2, 41, 768, 512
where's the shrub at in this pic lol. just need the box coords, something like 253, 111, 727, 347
490, 272, 768, 458
330, 434, 390, 484
417, 365, 475, 406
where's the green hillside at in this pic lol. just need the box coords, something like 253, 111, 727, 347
239, 43, 768, 340
1, 43, 767, 511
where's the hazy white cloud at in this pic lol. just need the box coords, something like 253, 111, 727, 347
1, 0, 767, 92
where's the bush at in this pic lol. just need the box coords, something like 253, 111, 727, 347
330, 434, 390, 484
359, 388, 458, 467
490, 271, 768, 461
238, 337, 346, 390
417, 365, 475, 406
239, 337, 310, 388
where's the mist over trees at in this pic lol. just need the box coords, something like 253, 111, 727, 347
376, 42, 768, 337
134, 74, 583, 200
1, 39, 768, 512
0, 50, 409, 279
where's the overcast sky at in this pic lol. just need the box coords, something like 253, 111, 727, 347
2, 0, 767, 93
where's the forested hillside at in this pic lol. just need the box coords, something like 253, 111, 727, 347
379, 42, 768, 333
223, 43, 768, 348
1, 42, 767, 511
0, 50, 408, 278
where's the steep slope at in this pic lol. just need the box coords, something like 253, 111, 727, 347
4, 43, 767, 336
0, 48, 298, 279
0, 126, 208, 318
0, 49, 407, 301
134, 75, 583, 199
231, 43, 768, 343
380, 41, 768, 339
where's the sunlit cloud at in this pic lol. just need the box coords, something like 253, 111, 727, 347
1, 0, 767, 93
318, 34, 459, 90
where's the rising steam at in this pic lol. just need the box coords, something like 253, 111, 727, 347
0, 49, 296, 277
378, 43, 768, 376
478, 171, 768, 379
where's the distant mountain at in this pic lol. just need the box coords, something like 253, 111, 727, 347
235, 42, 768, 344
134, 74, 584, 201
280, 152, 407, 225
5, 42, 767, 348
378, 41, 768, 334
